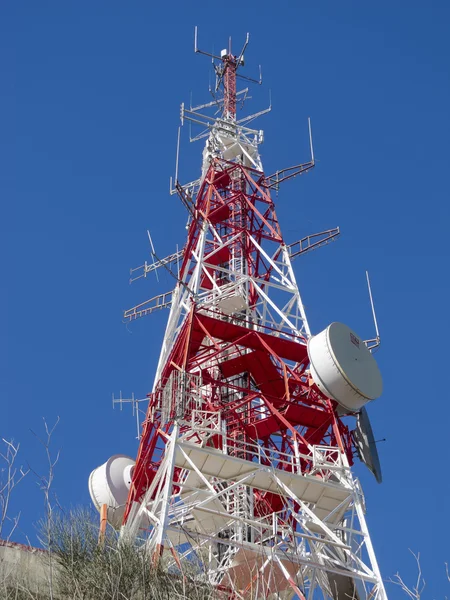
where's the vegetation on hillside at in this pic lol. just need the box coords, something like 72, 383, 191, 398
2, 508, 216, 599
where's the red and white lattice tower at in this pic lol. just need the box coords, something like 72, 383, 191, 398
89, 31, 387, 600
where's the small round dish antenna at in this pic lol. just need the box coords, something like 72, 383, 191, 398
89, 455, 135, 529
353, 406, 382, 484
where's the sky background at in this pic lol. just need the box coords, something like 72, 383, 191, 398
1, 2, 450, 597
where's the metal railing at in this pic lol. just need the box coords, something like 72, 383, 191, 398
179, 425, 349, 478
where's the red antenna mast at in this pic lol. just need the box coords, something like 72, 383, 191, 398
223, 50, 237, 119
89, 29, 387, 600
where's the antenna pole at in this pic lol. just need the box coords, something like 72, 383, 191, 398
366, 270, 380, 346
133, 394, 141, 440
175, 127, 181, 184
147, 230, 156, 255
237, 33, 249, 67
147, 231, 159, 282
308, 117, 315, 164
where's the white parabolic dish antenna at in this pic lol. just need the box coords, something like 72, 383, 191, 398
88, 455, 135, 530
308, 322, 383, 412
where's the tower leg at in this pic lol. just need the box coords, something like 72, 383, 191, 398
150, 421, 179, 561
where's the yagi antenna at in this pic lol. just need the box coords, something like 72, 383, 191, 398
365, 271, 381, 352
146, 232, 194, 297
112, 392, 146, 440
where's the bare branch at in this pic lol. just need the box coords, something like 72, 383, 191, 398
0, 438, 30, 541
388, 550, 426, 600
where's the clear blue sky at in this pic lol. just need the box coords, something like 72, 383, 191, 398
1, 2, 449, 597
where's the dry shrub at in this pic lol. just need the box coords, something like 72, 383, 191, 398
22, 507, 217, 600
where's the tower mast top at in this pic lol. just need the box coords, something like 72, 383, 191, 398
194, 27, 261, 122
221, 49, 237, 120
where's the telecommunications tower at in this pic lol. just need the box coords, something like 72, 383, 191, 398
89, 31, 387, 599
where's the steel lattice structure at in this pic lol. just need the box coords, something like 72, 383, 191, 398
113, 32, 386, 600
